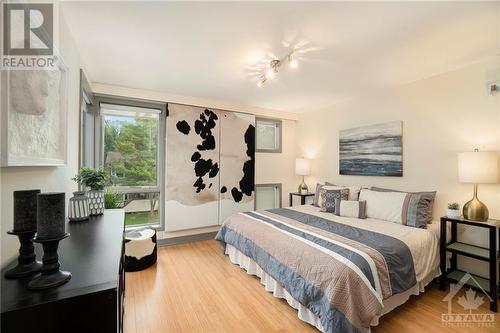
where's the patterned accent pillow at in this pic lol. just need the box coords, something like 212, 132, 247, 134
319, 188, 349, 213
317, 186, 347, 207
333, 199, 367, 219
370, 187, 436, 228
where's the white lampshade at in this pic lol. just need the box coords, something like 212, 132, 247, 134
295, 158, 311, 176
458, 151, 498, 184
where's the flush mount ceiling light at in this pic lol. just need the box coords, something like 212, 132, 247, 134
257, 51, 298, 87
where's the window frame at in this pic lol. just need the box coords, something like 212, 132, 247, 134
88, 94, 167, 231
255, 183, 282, 210
255, 117, 282, 153
78, 69, 95, 170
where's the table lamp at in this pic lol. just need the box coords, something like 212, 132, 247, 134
296, 158, 311, 194
458, 149, 498, 221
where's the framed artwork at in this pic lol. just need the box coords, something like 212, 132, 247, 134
1, 55, 68, 166
339, 121, 403, 176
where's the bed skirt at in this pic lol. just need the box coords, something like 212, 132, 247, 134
225, 244, 439, 332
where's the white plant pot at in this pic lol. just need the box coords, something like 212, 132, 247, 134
447, 209, 461, 218
88, 190, 104, 216
68, 191, 90, 221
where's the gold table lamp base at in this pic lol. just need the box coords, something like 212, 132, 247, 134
463, 184, 489, 222
298, 176, 308, 194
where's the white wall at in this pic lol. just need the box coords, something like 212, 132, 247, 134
256, 118, 298, 208
296, 58, 500, 277
0, 11, 84, 267
92, 83, 299, 121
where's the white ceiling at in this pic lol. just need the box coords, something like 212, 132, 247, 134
61, 1, 499, 113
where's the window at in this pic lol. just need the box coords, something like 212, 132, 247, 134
256, 118, 282, 153
255, 184, 282, 210
101, 103, 160, 188
100, 102, 164, 228
81, 95, 166, 229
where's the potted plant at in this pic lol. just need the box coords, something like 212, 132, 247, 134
104, 189, 123, 209
72, 167, 108, 216
447, 202, 461, 218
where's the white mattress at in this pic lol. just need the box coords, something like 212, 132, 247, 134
224, 205, 442, 331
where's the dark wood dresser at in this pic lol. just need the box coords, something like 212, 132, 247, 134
1, 209, 125, 333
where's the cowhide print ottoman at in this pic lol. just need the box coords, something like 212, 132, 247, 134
124, 228, 157, 272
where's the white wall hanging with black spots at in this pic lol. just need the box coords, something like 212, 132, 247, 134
166, 104, 255, 231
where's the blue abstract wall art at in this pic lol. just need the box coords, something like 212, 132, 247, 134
339, 121, 403, 177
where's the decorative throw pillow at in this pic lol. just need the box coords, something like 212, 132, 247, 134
358, 189, 407, 224
326, 182, 362, 201
319, 188, 349, 213
317, 186, 346, 207
370, 187, 436, 228
333, 199, 367, 219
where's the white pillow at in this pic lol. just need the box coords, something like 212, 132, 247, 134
344, 186, 362, 201
358, 189, 407, 224
334, 199, 367, 219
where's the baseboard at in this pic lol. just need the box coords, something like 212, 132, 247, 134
157, 231, 218, 246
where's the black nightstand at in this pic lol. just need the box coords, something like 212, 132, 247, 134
289, 192, 314, 206
439, 216, 500, 312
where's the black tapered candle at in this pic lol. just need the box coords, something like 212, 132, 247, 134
13, 189, 41, 232
36, 192, 66, 240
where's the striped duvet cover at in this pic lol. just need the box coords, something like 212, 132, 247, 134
215, 206, 436, 333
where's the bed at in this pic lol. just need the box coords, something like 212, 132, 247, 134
215, 204, 441, 333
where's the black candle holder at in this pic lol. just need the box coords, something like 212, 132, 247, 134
27, 233, 71, 290
4, 230, 42, 279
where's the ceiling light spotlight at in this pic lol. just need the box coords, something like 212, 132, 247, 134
266, 59, 280, 78
270, 59, 281, 68
289, 55, 298, 69
254, 51, 299, 88
257, 76, 267, 87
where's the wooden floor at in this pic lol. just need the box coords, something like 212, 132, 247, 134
125, 240, 499, 333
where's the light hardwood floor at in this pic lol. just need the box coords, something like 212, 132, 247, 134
125, 240, 499, 333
